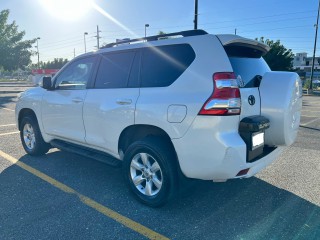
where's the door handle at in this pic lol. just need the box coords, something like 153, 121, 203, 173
116, 99, 132, 105
72, 98, 84, 103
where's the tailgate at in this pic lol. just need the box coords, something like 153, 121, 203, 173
216, 34, 271, 119
218, 34, 302, 147
228, 57, 271, 119
239, 88, 260, 119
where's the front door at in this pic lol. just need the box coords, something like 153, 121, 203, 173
41, 56, 97, 143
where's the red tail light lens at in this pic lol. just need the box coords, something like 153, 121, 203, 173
199, 72, 241, 116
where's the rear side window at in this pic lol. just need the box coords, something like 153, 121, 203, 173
229, 57, 271, 87
141, 44, 195, 87
94, 51, 135, 88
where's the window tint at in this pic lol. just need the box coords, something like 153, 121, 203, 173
229, 57, 271, 87
141, 44, 195, 87
55, 56, 96, 90
94, 51, 135, 89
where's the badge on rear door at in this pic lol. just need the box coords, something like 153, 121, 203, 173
248, 95, 255, 106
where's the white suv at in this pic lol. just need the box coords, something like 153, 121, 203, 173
16, 30, 302, 207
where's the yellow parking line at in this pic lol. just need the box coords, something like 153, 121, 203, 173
0, 131, 19, 136
0, 150, 169, 240
0, 124, 16, 127
0, 107, 14, 112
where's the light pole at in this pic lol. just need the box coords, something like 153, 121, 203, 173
36, 37, 40, 69
145, 24, 149, 38
310, 0, 320, 92
194, 0, 198, 30
84, 32, 88, 53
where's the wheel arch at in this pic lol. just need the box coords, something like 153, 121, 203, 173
18, 108, 38, 131
118, 124, 178, 160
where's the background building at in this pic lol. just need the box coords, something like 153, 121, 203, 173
293, 52, 320, 73
293, 52, 320, 86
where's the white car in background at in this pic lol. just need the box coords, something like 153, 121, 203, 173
16, 30, 302, 207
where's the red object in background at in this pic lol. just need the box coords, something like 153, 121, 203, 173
32, 69, 59, 75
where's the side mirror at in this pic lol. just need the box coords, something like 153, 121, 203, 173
42, 76, 54, 90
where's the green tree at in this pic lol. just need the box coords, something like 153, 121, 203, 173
256, 37, 294, 71
31, 58, 69, 69
0, 9, 36, 71
158, 31, 170, 39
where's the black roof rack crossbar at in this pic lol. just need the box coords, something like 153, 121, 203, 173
101, 29, 208, 49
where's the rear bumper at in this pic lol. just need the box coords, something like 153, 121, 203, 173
172, 116, 284, 181
233, 146, 284, 179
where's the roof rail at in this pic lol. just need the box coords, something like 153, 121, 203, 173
101, 29, 208, 49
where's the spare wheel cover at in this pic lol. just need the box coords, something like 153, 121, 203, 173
259, 72, 302, 146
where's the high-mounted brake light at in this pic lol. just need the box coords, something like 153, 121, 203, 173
199, 72, 241, 116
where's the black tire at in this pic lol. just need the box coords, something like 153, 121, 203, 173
122, 137, 178, 207
20, 116, 50, 156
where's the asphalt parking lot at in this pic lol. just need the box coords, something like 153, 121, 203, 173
0, 82, 319, 240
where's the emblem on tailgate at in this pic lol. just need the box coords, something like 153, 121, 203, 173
248, 95, 255, 106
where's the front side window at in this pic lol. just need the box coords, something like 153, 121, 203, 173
55, 56, 96, 90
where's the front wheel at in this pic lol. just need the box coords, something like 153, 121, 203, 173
123, 138, 177, 207
20, 116, 50, 156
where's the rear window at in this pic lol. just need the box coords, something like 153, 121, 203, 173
229, 57, 271, 88
140, 44, 195, 87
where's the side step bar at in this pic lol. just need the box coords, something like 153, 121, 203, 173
50, 140, 121, 167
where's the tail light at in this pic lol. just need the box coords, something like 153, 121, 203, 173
198, 72, 241, 116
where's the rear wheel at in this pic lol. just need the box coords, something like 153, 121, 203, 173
20, 116, 50, 156
123, 137, 177, 207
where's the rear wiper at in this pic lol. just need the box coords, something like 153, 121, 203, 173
254, 75, 262, 87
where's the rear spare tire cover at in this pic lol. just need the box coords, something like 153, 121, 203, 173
259, 72, 302, 146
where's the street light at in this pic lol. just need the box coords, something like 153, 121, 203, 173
310, 0, 320, 92
84, 32, 88, 53
194, 0, 198, 30
36, 37, 40, 69
145, 24, 149, 38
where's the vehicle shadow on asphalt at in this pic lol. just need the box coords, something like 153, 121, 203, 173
1, 151, 319, 240
0, 95, 16, 108
300, 125, 320, 132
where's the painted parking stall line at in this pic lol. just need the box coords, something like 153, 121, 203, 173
0, 107, 15, 112
0, 124, 16, 127
302, 109, 320, 113
0, 131, 19, 136
300, 118, 320, 126
0, 150, 169, 240
300, 115, 320, 118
